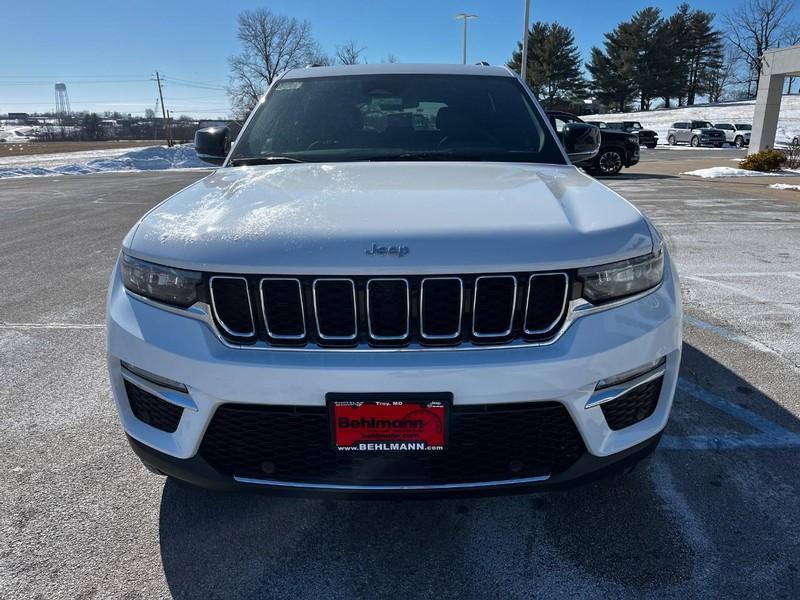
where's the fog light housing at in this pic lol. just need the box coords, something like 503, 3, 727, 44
595, 356, 666, 390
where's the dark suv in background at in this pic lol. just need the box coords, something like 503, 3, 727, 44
549, 112, 639, 176
604, 121, 658, 149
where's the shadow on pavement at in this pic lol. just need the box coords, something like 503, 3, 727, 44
157, 343, 800, 598
594, 172, 678, 181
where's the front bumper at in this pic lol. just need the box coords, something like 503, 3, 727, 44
107, 253, 682, 492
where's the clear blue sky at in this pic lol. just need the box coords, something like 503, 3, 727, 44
0, 0, 743, 118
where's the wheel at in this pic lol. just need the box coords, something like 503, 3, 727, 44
595, 148, 624, 176
667, 135, 676, 146
792, 136, 799, 146
690, 136, 700, 147
647, 143, 657, 149
734, 136, 744, 148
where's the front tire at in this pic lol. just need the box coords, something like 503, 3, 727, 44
734, 136, 744, 148
690, 136, 700, 147
668, 135, 676, 146
595, 148, 624, 176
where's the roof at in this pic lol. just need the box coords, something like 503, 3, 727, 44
282, 63, 514, 80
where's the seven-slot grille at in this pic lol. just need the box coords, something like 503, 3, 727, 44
207, 273, 570, 348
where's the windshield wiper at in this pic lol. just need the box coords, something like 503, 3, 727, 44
229, 156, 307, 166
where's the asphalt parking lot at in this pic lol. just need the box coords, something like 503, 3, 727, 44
2, 152, 800, 598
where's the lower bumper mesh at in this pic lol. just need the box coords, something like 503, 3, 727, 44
601, 376, 663, 430
124, 380, 183, 433
198, 402, 587, 485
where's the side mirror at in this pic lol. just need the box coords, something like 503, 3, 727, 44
194, 127, 230, 165
562, 122, 601, 163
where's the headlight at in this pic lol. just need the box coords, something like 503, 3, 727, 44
121, 254, 202, 307
577, 247, 664, 303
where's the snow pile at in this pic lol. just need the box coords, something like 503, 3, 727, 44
585, 94, 800, 145
0, 145, 208, 179
0, 125, 36, 142
683, 166, 800, 178
769, 183, 800, 191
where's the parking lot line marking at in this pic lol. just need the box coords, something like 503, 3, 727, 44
0, 322, 104, 330
684, 316, 781, 358
688, 272, 800, 278
654, 221, 800, 226
661, 432, 800, 450
678, 378, 790, 436
684, 276, 800, 312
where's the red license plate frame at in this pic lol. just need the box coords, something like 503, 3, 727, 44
327, 393, 451, 452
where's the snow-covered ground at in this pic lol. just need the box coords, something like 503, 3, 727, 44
769, 183, 800, 191
0, 125, 37, 142
683, 166, 800, 178
0, 145, 208, 179
585, 94, 800, 145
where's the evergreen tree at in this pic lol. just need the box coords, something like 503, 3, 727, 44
683, 7, 724, 105
586, 29, 637, 112
508, 22, 586, 108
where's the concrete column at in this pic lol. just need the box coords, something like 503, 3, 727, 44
748, 70, 785, 154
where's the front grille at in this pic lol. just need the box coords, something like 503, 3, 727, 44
208, 272, 570, 348
199, 402, 586, 484
601, 376, 663, 430
124, 380, 183, 433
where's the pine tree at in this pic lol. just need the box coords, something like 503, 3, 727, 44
586, 29, 637, 112
508, 22, 586, 108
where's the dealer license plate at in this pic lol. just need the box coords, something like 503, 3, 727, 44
327, 394, 450, 452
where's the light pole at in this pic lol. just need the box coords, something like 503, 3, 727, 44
455, 13, 478, 64
520, 0, 530, 83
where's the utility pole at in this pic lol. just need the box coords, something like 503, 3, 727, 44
520, 0, 531, 83
455, 13, 478, 64
154, 71, 173, 147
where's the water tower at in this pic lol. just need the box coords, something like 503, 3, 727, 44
54, 82, 71, 117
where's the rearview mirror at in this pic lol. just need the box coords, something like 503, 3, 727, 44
562, 123, 601, 163
194, 127, 230, 165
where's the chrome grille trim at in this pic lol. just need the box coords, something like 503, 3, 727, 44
523, 273, 569, 335
208, 276, 256, 337
259, 277, 306, 340
419, 277, 464, 340
472, 275, 517, 338
366, 278, 410, 341
312, 278, 358, 341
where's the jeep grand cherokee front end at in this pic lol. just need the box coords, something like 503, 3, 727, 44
107, 64, 681, 494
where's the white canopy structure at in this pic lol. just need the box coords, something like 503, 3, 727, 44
749, 44, 800, 153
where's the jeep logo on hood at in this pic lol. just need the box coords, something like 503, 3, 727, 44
366, 243, 410, 257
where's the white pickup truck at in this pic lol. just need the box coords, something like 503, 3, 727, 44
106, 64, 681, 495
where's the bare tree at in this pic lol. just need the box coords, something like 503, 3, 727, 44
704, 47, 737, 103
784, 29, 800, 92
382, 54, 398, 64
335, 40, 366, 65
725, 0, 797, 96
227, 8, 323, 117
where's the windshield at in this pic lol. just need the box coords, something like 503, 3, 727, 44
230, 74, 566, 165
694, 121, 714, 129
736, 124, 752, 130
629, 122, 643, 130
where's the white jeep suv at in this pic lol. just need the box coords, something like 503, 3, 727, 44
107, 64, 682, 494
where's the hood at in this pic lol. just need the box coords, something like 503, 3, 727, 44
127, 162, 653, 275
